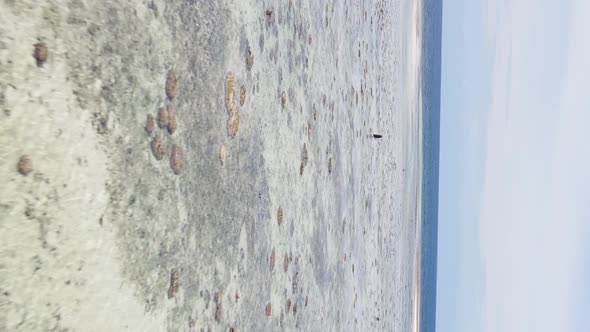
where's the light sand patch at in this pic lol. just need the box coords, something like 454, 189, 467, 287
0, 5, 166, 329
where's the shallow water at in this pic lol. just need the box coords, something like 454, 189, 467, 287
0, 0, 427, 331
418, 0, 443, 331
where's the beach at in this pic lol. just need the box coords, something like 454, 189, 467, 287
0, 0, 422, 330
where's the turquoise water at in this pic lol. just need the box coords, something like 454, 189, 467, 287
419, 0, 442, 331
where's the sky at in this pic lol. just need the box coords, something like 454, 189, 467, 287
438, 0, 590, 331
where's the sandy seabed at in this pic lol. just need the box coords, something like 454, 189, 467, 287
0, 0, 421, 331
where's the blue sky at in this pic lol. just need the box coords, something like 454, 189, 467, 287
438, 0, 590, 331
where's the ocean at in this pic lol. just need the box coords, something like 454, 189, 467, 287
419, 0, 443, 331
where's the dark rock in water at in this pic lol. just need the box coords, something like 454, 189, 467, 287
270, 248, 276, 271
167, 268, 179, 299
145, 114, 155, 134
246, 47, 254, 70
17, 155, 33, 175
224, 71, 235, 112
240, 85, 247, 106
158, 107, 169, 128
151, 136, 166, 160
283, 253, 289, 272
33, 42, 48, 66
219, 144, 226, 165
292, 271, 299, 294
165, 68, 177, 99
167, 106, 177, 134
214, 292, 223, 322
170, 144, 185, 175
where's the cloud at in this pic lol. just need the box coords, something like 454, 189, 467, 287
478, 0, 590, 331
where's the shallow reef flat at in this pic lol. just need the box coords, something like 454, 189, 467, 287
0, 0, 420, 331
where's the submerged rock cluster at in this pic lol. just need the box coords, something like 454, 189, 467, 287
145, 68, 185, 175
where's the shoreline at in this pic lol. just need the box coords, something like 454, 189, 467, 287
410, 0, 424, 330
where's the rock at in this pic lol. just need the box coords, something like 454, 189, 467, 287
227, 107, 240, 137
246, 46, 254, 70
170, 144, 185, 175
277, 207, 283, 226
157, 107, 169, 128
166, 68, 177, 99
151, 136, 166, 160
292, 271, 299, 294
239, 85, 246, 106
145, 114, 155, 134
224, 72, 235, 112
33, 42, 48, 66
17, 155, 33, 175
301, 143, 308, 166
281, 91, 287, 109
167, 269, 179, 299
167, 106, 177, 134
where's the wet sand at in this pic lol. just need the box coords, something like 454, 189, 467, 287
0, 0, 421, 331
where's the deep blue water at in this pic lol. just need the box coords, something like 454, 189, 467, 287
419, 0, 442, 332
